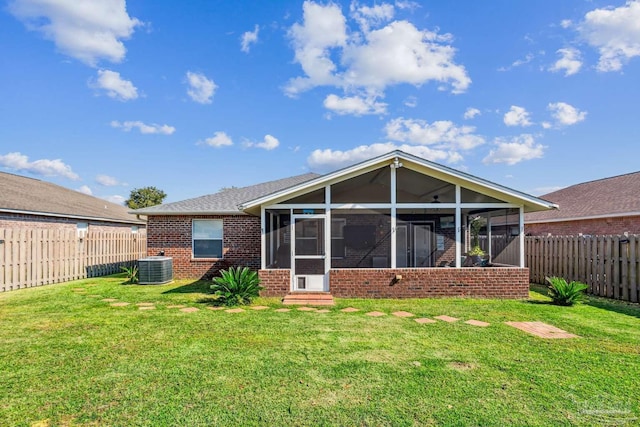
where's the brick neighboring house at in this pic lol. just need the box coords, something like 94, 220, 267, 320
134, 150, 556, 299
0, 171, 145, 232
525, 171, 640, 236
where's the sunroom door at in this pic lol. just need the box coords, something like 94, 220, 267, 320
292, 215, 328, 292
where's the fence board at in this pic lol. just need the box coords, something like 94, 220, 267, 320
527, 234, 640, 303
1, 229, 146, 292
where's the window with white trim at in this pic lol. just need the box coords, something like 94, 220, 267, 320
193, 219, 223, 258
331, 218, 346, 259
77, 222, 88, 237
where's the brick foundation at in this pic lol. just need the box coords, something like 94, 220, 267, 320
258, 267, 529, 299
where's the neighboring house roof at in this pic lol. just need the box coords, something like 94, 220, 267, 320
133, 173, 320, 215
526, 171, 640, 224
0, 171, 145, 225
136, 150, 556, 216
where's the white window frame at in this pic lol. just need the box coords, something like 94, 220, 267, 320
76, 222, 88, 237
192, 219, 224, 259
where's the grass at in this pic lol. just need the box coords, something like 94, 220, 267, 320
1, 276, 639, 426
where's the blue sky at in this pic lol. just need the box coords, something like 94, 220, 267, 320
1, 0, 640, 204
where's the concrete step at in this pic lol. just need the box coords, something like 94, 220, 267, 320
282, 293, 335, 306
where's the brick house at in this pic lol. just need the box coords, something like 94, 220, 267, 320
134, 151, 555, 299
0, 171, 145, 233
525, 171, 640, 236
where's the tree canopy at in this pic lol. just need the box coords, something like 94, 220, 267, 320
126, 186, 167, 209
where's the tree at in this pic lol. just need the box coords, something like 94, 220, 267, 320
126, 186, 167, 209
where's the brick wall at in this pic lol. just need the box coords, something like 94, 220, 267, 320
147, 215, 260, 279
0, 212, 142, 232
258, 267, 529, 299
526, 215, 640, 236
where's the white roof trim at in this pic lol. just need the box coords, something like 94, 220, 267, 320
240, 150, 557, 212
526, 211, 640, 224
0, 208, 145, 225
134, 210, 247, 216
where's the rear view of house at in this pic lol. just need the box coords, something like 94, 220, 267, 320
135, 151, 556, 299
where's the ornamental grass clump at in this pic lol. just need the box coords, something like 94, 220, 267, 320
210, 266, 263, 306
545, 276, 588, 306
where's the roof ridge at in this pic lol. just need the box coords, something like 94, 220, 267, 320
0, 170, 43, 183
559, 170, 640, 191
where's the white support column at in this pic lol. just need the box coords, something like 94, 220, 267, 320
269, 212, 275, 266
519, 207, 525, 268
455, 185, 461, 268
487, 211, 492, 260
390, 164, 397, 269
260, 206, 266, 270
325, 185, 331, 278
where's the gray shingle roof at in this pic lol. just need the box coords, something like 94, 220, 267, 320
0, 171, 144, 224
133, 173, 320, 215
526, 171, 640, 222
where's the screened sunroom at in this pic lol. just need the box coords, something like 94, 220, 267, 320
240, 151, 555, 294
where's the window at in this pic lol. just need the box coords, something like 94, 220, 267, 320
131, 225, 139, 234
331, 218, 346, 258
193, 220, 223, 258
76, 222, 88, 237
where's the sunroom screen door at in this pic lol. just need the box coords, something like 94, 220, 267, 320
292, 215, 327, 291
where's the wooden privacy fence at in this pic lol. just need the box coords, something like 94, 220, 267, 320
526, 235, 639, 303
0, 228, 147, 292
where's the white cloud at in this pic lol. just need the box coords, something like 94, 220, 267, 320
403, 96, 417, 108
91, 69, 138, 101
323, 93, 387, 116
560, 19, 572, 29
579, 0, 640, 72
308, 142, 462, 171
110, 120, 175, 135
241, 25, 259, 53
95, 174, 123, 186
77, 185, 92, 195
549, 48, 582, 76
8, 0, 141, 66
385, 117, 485, 150
285, 1, 470, 97
498, 53, 534, 71
503, 105, 532, 127
102, 195, 126, 205
541, 121, 552, 129
547, 102, 587, 126
0, 152, 79, 180
463, 107, 481, 120
246, 135, 280, 150
483, 134, 545, 165
185, 71, 217, 104
199, 131, 233, 148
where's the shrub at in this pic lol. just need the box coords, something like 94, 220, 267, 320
468, 246, 485, 257
545, 276, 588, 306
210, 267, 263, 306
120, 264, 139, 284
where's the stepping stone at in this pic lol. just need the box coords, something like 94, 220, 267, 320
250, 306, 270, 310
110, 302, 130, 307
297, 306, 316, 311
435, 315, 459, 323
466, 319, 490, 327
206, 306, 226, 311
136, 302, 154, 307
365, 311, 386, 317
316, 309, 330, 313
167, 305, 185, 309
139, 306, 155, 310
414, 317, 436, 324
505, 321, 579, 339
101, 298, 117, 302
180, 307, 199, 313
226, 308, 245, 313
274, 308, 291, 312
341, 307, 360, 313
392, 311, 415, 318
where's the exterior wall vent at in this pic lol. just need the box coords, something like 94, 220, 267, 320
138, 256, 173, 285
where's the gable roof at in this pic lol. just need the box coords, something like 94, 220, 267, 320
526, 171, 640, 223
133, 173, 320, 215
240, 150, 557, 214
0, 172, 144, 224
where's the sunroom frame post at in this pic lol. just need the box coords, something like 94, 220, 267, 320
455, 185, 461, 268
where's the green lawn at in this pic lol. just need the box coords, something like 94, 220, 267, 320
1, 276, 639, 426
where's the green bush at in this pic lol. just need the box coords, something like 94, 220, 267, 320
545, 276, 588, 306
210, 267, 263, 306
121, 264, 139, 284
